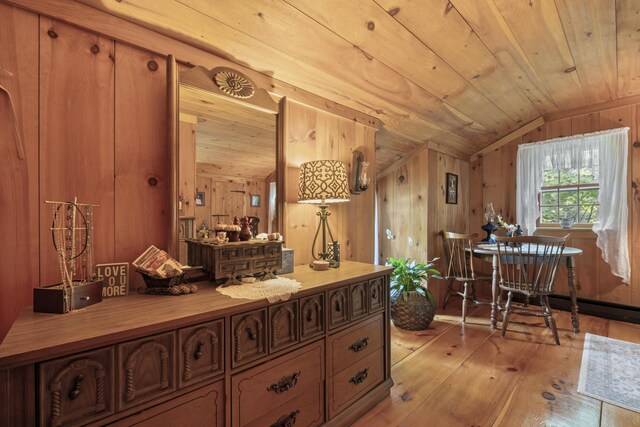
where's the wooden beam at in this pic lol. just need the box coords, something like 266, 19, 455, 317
543, 93, 640, 122
471, 117, 544, 161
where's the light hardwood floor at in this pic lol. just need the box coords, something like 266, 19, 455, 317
355, 301, 640, 426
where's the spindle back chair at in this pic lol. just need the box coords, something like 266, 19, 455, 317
440, 231, 491, 323
495, 235, 567, 345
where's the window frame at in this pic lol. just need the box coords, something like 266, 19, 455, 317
538, 168, 600, 226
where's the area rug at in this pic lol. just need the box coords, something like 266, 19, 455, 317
578, 333, 640, 413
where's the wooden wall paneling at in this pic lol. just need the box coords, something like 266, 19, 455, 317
338, 120, 376, 263
633, 106, 640, 306
376, 173, 394, 265
408, 153, 428, 264
115, 43, 170, 290
245, 179, 268, 233
500, 137, 521, 224
481, 150, 505, 216
178, 120, 196, 218
571, 112, 600, 134
545, 117, 572, 139
393, 164, 411, 266
0, 4, 38, 341
283, 100, 318, 266
39, 18, 115, 285
335, 117, 356, 261
195, 175, 211, 229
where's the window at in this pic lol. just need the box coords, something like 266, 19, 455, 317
539, 166, 599, 225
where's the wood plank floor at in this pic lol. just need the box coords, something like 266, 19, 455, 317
355, 300, 640, 427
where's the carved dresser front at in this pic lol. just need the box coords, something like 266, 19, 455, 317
0, 261, 392, 427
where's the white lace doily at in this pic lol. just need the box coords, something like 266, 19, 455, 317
216, 277, 302, 303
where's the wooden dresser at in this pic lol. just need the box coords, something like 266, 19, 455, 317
0, 262, 392, 427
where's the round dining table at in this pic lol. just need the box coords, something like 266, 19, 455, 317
471, 243, 583, 333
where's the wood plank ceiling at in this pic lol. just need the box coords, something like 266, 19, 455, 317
77, 0, 640, 172
180, 84, 276, 180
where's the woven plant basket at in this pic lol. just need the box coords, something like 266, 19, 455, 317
390, 291, 436, 330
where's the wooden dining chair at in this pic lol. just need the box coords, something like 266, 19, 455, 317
495, 235, 567, 345
440, 231, 492, 323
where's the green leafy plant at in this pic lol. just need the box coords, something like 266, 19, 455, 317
386, 257, 441, 308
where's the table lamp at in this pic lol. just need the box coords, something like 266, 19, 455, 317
297, 160, 350, 262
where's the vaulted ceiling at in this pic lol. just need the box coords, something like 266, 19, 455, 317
78, 0, 640, 172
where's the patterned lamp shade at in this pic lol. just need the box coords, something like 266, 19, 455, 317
297, 160, 351, 204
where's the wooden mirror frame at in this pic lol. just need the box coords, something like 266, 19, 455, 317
168, 58, 283, 258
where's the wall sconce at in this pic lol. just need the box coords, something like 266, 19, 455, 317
350, 148, 370, 194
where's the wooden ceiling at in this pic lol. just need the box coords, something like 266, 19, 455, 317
79, 0, 640, 172
180, 84, 276, 180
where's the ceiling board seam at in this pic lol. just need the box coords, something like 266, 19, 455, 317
369, 0, 538, 122
176, 0, 485, 148
282, 0, 517, 132
448, 0, 554, 115
552, 0, 589, 103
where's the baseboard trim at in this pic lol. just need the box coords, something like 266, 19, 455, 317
510, 293, 640, 324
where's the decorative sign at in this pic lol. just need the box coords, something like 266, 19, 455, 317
96, 263, 129, 298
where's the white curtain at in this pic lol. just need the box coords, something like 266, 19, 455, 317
516, 127, 630, 284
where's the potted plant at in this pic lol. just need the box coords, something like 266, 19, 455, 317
387, 257, 441, 330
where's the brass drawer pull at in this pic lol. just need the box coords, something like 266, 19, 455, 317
267, 370, 301, 394
68, 375, 84, 401
194, 340, 205, 360
349, 368, 369, 385
349, 337, 369, 353
271, 410, 300, 427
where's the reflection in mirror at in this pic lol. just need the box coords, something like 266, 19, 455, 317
177, 70, 278, 264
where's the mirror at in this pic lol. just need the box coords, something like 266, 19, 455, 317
177, 66, 280, 264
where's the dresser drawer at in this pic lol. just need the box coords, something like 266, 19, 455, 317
231, 341, 324, 426
242, 246, 264, 258
39, 347, 114, 427
231, 308, 268, 368
108, 380, 224, 427
116, 331, 176, 411
269, 300, 299, 353
178, 320, 224, 388
245, 381, 324, 427
349, 281, 369, 320
253, 257, 279, 270
328, 314, 384, 376
219, 260, 252, 276
369, 277, 385, 312
328, 286, 349, 330
300, 293, 324, 341
328, 348, 384, 418
219, 247, 242, 260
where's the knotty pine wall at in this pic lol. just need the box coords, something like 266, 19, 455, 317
0, 3, 377, 341
471, 102, 640, 307
283, 99, 377, 266
377, 149, 470, 306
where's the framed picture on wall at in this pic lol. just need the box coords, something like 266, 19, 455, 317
250, 194, 261, 207
195, 191, 205, 206
446, 173, 458, 204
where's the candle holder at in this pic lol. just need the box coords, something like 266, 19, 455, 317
481, 221, 498, 243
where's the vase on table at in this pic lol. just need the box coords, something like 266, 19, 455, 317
481, 221, 498, 243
